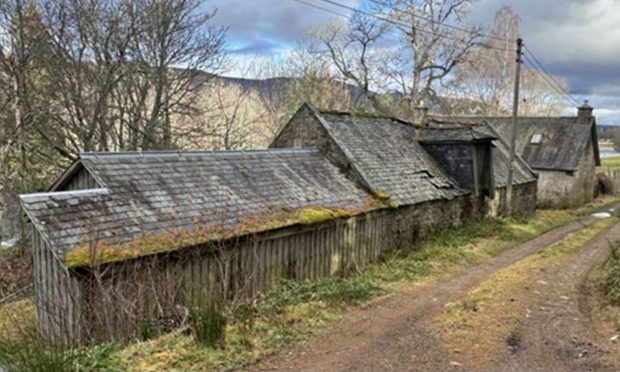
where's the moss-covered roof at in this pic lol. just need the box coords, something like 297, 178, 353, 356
21, 149, 379, 267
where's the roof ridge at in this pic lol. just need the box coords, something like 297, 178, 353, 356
20, 188, 109, 202
319, 109, 416, 127
80, 148, 320, 159
429, 115, 579, 120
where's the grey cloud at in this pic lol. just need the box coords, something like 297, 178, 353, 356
206, 0, 619, 123
470, 0, 620, 122
207, 0, 360, 55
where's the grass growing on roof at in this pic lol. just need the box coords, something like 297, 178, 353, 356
110, 198, 620, 371
63, 205, 373, 268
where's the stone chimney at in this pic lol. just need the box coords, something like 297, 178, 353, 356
577, 100, 593, 124
414, 99, 428, 126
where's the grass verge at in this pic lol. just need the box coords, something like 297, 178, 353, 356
598, 155, 620, 172
603, 239, 620, 333
2, 196, 619, 371
114, 198, 620, 371
429, 214, 619, 368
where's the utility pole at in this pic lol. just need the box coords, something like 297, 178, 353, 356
505, 37, 523, 216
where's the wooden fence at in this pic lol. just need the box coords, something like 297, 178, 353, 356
35, 194, 489, 344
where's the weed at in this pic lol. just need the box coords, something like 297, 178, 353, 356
0, 328, 124, 372
191, 298, 227, 349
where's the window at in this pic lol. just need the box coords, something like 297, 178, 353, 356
530, 133, 543, 144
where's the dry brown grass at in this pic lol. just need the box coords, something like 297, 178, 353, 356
0, 299, 35, 341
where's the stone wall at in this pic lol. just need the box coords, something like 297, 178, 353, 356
488, 181, 538, 218
271, 106, 370, 188
535, 138, 596, 208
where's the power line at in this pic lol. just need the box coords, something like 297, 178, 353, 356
522, 53, 580, 106
291, 0, 352, 20
306, 0, 482, 46
291, 0, 512, 52
523, 54, 580, 106
366, 0, 510, 44
522, 45, 580, 106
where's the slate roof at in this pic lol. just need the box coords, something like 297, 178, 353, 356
432, 116, 599, 171
314, 111, 466, 205
420, 127, 496, 143
425, 117, 538, 187
20, 149, 371, 256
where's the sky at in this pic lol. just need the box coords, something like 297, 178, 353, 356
206, 0, 620, 125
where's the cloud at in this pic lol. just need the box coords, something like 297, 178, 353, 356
469, 0, 620, 122
206, 0, 361, 56
206, 0, 619, 123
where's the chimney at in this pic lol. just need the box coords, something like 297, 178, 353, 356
577, 100, 593, 124
414, 99, 428, 126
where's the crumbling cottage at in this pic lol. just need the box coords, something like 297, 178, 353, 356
274, 104, 538, 217
423, 118, 538, 216
431, 101, 600, 207
21, 103, 536, 344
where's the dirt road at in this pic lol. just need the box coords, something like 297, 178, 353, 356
252, 206, 620, 371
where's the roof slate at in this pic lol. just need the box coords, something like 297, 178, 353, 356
420, 127, 496, 143
425, 117, 537, 187
431, 116, 596, 171
21, 149, 371, 255
315, 111, 466, 205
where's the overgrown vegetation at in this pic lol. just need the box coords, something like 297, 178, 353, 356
2, 197, 618, 371
0, 245, 32, 301
0, 299, 124, 372
604, 241, 620, 306
63, 204, 375, 268
191, 299, 227, 348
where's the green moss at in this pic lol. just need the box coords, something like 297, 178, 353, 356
64, 205, 374, 268
372, 189, 390, 200
294, 207, 351, 225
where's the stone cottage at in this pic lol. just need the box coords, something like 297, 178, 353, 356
432, 101, 600, 207
20, 103, 535, 344
273, 104, 538, 217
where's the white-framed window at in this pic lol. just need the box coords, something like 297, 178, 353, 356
530, 133, 543, 144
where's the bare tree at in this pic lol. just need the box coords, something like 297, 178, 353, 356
310, 0, 481, 120
178, 78, 266, 150
120, 0, 226, 150
310, 15, 389, 113
450, 6, 566, 116
377, 0, 482, 118
38, 0, 226, 155
0, 0, 58, 245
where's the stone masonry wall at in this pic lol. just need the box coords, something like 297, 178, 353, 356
536, 140, 596, 208
488, 181, 538, 218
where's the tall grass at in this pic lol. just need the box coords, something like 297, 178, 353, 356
605, 242, 620, 305
0, 330, 123, 372
191, 298, 227, 348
